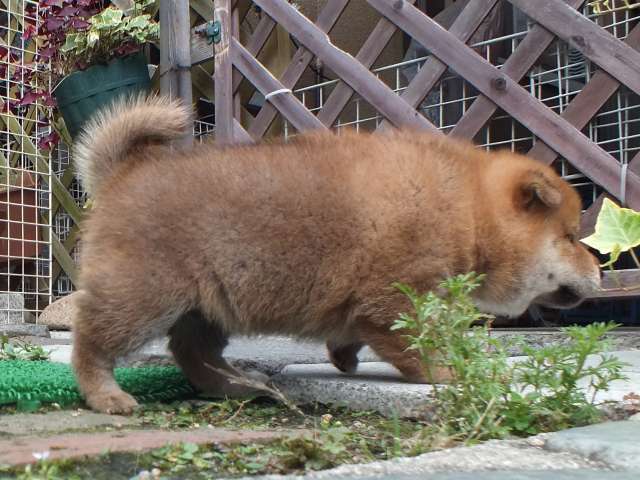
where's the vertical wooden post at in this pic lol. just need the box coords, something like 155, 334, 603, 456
214, 0, 235, 143
232, 6, 242, 122
159, 0, 193, 146
159, 0, 177, 96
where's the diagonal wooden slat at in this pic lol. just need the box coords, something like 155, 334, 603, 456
247, 0, 350, 139
450, 0, 584, 139
368, 0, 640, 209
51, 225, 80, 286
233, 118, 253, 143
528, 23, 640, 166
49, 166, 76, 221
190, 0, 214, 21
51, 234, 78, 285
230, 9, 277, 95
378, 0, 500, 131
315, 0, 419, 129
509, 0, 640, 97
231, 38, 326, 132
252, 0, 437, 132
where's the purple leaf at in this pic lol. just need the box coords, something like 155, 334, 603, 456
38, 46, 57, 60
17, 90, 41, 106
58, 5, 79, 16
70, 18, 91, 30
45, 16, 66, 31
38, 131, 60, 150
77, 8, 95, 18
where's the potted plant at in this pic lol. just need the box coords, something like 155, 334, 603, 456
37, 0, 159, 140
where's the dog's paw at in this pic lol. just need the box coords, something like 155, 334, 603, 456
327, 342, 362, 374
86, 389, 139, 415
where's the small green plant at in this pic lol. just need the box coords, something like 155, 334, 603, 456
393, 273, 627, 442
0, 335, 50, 361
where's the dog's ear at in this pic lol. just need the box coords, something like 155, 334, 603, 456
517, 170, 562, 210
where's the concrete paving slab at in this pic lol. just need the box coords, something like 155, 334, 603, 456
43, 336, 381, 374
271, 352, 640, 417
245, 437, 608, 480
543, 420, 640, 470
271, 362, 433, 417
309, 472, 637, 480
0, 410, 141, 436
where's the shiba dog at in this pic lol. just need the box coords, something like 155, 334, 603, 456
71, 96, 600, 413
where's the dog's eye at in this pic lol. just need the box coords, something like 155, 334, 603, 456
566, 233, 577, 244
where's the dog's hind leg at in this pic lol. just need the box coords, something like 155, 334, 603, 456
168, 310, 268, 397
72, 290, 186, 414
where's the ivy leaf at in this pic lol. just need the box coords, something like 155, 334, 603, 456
127, 14, 150, 30
92, 7, 124, 29
60, 33, 80, 52
581, 198, 640, 255
86, 30, 100, 47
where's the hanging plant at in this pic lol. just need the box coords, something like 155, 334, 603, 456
32, 0, 159, 148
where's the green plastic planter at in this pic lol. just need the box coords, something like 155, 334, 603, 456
54, 53, 151, 139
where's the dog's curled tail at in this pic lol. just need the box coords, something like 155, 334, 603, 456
73, 95, 191, 195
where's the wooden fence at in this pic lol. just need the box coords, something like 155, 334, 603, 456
44, 0, 640, 305
205, 0, 640, 299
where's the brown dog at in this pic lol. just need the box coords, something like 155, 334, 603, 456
71, 96, 601, 414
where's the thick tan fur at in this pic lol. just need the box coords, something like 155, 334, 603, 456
72, 97, 600, 414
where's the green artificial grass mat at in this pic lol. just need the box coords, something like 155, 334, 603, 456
0, 360, 195, 410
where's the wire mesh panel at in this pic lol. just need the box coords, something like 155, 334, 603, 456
0, 0, 51, 322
